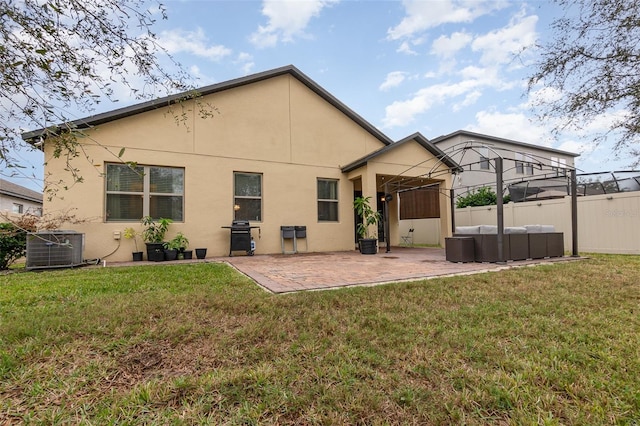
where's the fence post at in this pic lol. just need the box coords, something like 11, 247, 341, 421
571, 169, 579, 257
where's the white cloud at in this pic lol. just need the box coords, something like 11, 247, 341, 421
431, 31, 473, 58
235, 52, 255, 75
379, 71, 408, 91
397, 40, 418, 55
458, 65, 515, 91
453, 90, 482, 111
381, 64, 517, 129
525, 86, 563, 108
388, 0, 508, 41
188, 65, 216, 86
250, 0, 339, 48
471, 13, 538, 66
557, 139, 589, 155
382, 79, 483, 128
158, 28, 232, 61
467, 110, 551, 146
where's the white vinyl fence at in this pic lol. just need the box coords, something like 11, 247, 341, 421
399, 191, 640, 254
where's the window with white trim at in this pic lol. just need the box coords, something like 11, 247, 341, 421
317, 178, 338, 222
105, 163, 184, 222
515, 152, 535, 175
234, 172, 262, 221
551, 157, 567, 176
479, 147, 490, 170
12, 203, 23, 214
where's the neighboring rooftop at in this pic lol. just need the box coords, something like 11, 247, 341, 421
0, 178, 43, 204
431, 130, 580, 157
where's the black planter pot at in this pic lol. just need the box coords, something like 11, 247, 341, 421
183, 250, 193, 260
132, 251, 143, 262
146, 242, 165, 262
195, 248, 207, 259
358, 238, 378, 255
164, 249, 178, 261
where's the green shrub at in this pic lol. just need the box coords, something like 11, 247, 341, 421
0, 223, 27, 270
456, 187, 510, 208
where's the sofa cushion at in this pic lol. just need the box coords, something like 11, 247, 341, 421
505, 226, 527, 234
479, 225, 498, 234
525, 224, 556, 233
524, 224, 542, 233
455, 226, 480, 234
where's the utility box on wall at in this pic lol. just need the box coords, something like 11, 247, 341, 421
26, 231, 84, 270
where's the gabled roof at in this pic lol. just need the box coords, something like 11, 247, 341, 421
341, 132, 462, 173
0, 179, 43, 204
430, 130, 579, 157
22, 65, 394, 146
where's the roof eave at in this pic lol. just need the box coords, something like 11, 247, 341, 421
341, 132, 462, 174
431, 130, 580, 158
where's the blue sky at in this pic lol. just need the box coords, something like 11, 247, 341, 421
7, 0, 629, 191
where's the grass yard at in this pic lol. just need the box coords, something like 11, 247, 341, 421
1, 255, 639, 424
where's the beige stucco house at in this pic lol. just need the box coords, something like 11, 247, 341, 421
23, 65, 461, 262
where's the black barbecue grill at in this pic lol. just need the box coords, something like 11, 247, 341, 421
222, 220, 260, 256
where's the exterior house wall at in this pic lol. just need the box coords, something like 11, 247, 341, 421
0, 194, 42, 216
40, 71, 452, 261
0, 179, 43, 216
398, 219, 441, 246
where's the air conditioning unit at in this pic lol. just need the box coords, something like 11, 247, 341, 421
26, 231, 85, 270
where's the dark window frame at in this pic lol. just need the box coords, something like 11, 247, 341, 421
234, 172, 263, 222
105, 163, 184, 222
317, 178, 339, 222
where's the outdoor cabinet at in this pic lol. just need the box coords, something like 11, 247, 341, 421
445, 237, 475, 263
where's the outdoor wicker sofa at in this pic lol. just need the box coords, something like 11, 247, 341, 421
446, 224, 564, 263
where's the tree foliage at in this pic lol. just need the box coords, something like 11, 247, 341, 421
527, 0, 640, 162
0, 214, 39, 270
456, 187, 510, 208
0, 0, 196, 174
0, 223, 27, 270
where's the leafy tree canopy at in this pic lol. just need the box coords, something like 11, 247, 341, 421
0, 0, 195, 176
528, 0, 640, 164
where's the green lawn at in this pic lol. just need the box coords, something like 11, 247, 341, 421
1, 255, 639, 424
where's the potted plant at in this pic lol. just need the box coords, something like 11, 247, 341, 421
162, 238, 180, 261
168, 232, 191, 260
353, 196, 382, 255
141, 216, 172, 261
123, 227, 143, 261
195, 248, 207, 259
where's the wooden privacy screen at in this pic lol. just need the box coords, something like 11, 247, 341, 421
399, 188, 440, 219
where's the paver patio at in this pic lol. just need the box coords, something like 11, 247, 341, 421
224, 246, 581, 293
